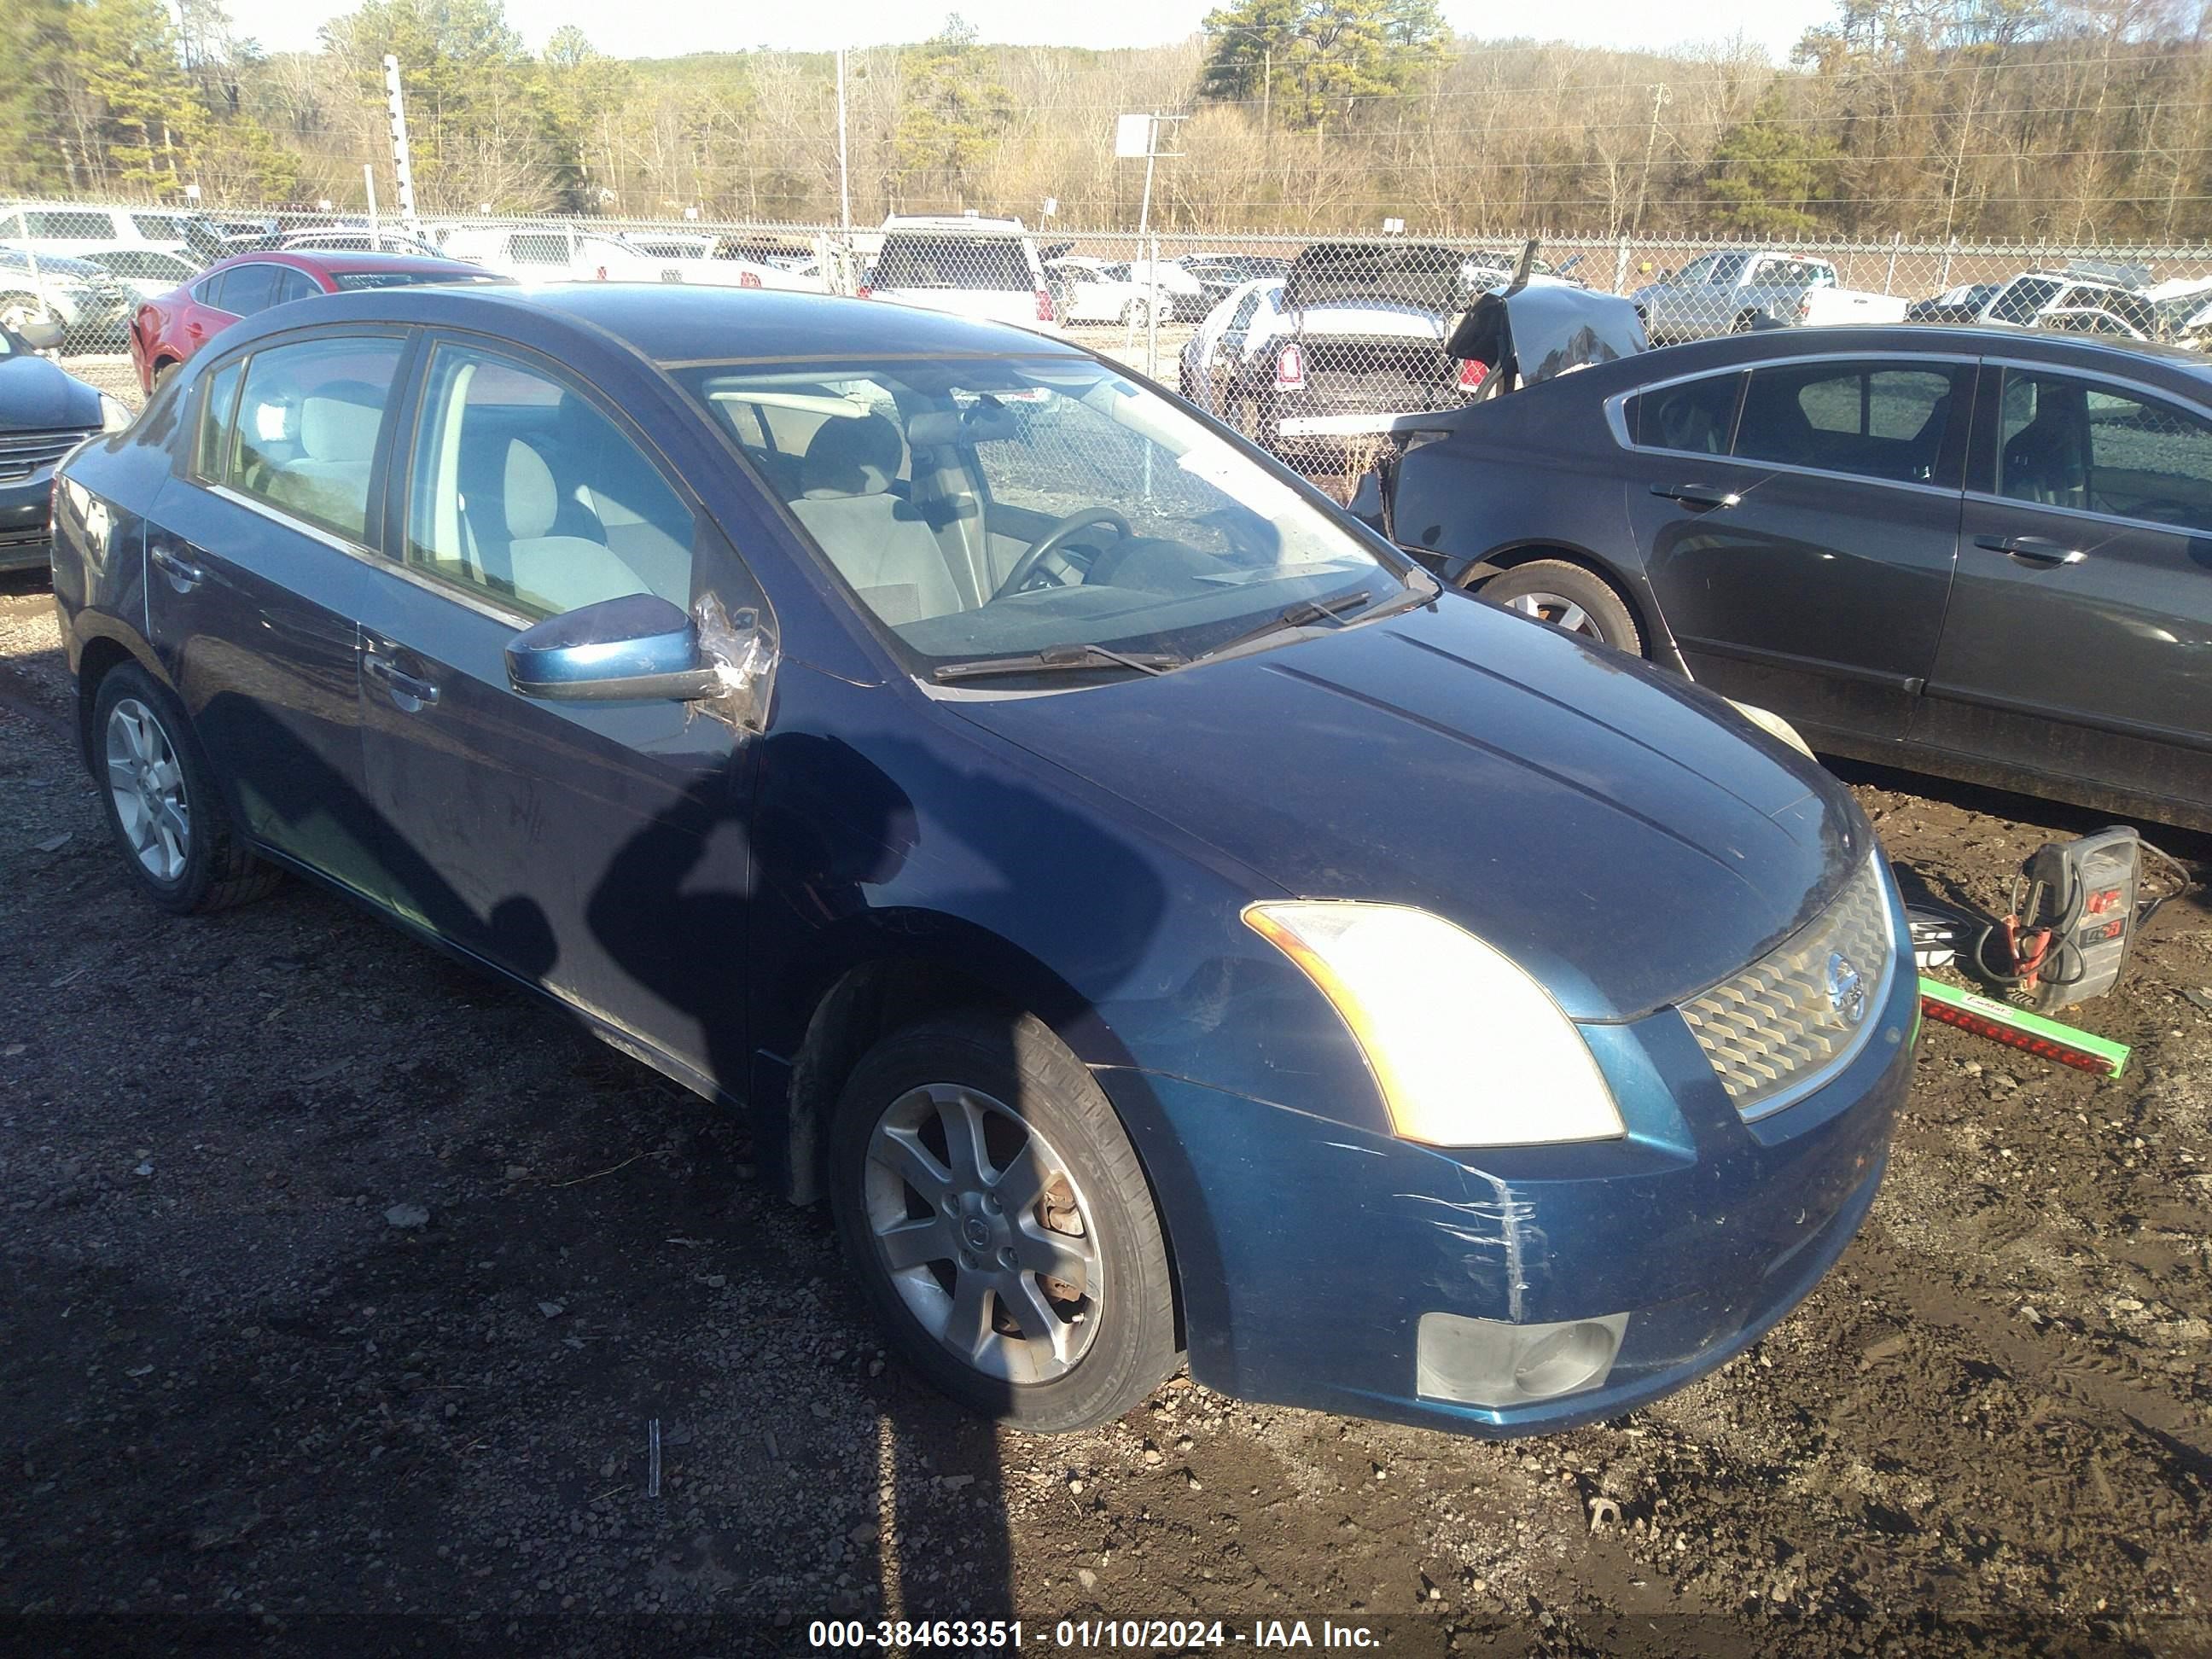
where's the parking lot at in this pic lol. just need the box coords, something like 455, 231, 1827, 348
3, 480, 2209, 1659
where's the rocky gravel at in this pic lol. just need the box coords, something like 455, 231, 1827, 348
2, 550, 2209, 1657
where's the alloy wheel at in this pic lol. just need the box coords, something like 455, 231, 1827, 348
1505, 591, 1601, 639
863, 1082, 1104, 1385
105, 697, 190, 882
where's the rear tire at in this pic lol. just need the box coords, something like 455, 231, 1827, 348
1479, 560, 1643, 655
828, 1011, 1179, 1434
90, 661, 281, 915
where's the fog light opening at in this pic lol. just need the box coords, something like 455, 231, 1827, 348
1416, 1310, 1630, 1409
1512, 1321, 1616, 1398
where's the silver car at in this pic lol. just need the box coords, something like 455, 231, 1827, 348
0, 247, 135, 346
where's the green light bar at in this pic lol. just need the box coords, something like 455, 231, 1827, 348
1918, 976, 2130, 1079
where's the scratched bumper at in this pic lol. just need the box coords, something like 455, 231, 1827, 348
1098, 940, 1912, 1436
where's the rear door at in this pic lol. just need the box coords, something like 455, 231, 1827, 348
1622, 352, 1971, 744
352, 334, 754, 1088
143, 330, 411, 895
1917, 361, 2212, 815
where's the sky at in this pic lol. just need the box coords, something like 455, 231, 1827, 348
218, 0, 1837, 69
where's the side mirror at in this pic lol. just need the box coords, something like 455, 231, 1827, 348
507, 594, 726, 702
16, 317, 63, 352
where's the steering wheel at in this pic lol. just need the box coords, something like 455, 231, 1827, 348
992, 508, 1132, 601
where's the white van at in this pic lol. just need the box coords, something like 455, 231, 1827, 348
865, 215, 1058, 331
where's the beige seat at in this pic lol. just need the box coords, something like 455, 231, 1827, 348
478, 438, 649, 615
262, 381, 382, 535
786, 414, 966, 626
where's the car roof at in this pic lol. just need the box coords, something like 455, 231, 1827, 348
213, 282, 1091, 368
1636, 321, 2212, 383
208, 248, 487, 278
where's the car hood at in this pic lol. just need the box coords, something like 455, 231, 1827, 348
950, 597, 1866, 1022
0, 353, 101, 433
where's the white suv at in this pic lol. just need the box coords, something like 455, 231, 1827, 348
864, 216, 1058, 331
438, 226, 686, 285
0, 203, 206, 268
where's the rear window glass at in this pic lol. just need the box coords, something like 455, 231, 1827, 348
1736, 361, 1955, 483
876, 236, 1033, 292
25, 210, 114, 240
1634, 374, 1741, 454
225, 336, 405, 541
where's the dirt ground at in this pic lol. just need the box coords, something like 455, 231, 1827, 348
3, 515, 2210, 1651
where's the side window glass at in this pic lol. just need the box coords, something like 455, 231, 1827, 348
194, 272, 230, 310
1634, 373, 1740, 455
1736, 361, 1953, 482
272, 269, 319, 306
195, 358, 245, 482
1996, 371, 2088, 511
229, 336, 404, 541
509, 233, 568, 266
2083, 385, 2212, 531
222, 264, 278, 316
1227, 291, 1261, 333
405, 344, 695, 619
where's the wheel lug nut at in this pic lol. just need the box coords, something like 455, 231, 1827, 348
998, 1248, 1018, 1270
985, 1196, 1000, 1213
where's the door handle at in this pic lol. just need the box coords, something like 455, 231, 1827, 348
364, 653, 441, 709
149, 541, 204, 592
1651, 483, 1742, 510
1974, 533, 2086, 566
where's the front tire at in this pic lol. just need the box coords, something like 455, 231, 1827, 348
828, 1012, 1179, 1433
1479, 559, 1644, 655
90, 662, 279, 915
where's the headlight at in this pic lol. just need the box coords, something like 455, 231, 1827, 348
100, 394, 134, 433
1243, 901, 1625, 1147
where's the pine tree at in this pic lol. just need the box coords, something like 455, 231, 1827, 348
1708, 88, 1834, 234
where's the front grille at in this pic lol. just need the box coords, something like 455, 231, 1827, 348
0, 428, 96, 481
1680, 853, 1896, 1121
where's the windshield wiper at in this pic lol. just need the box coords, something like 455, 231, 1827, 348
1185, 586, 1384, 665
933, 643, 1183, 683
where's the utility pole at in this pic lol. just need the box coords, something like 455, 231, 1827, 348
835, 48, 851, 230
382, 55, 421, 232
1630, 82, 1670, 240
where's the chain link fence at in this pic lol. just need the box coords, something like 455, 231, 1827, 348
12, 197, 2212, 430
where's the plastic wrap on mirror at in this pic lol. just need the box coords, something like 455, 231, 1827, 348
693, 591, 777, 733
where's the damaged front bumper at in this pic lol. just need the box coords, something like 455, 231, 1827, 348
1097, 943, 1912, 1436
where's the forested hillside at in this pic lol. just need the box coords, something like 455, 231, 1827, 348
4, 0, 2210, 242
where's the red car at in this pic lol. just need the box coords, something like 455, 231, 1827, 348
129, 248, 506, 393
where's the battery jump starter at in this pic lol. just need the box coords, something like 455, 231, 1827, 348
1901, 826, 2192, 1077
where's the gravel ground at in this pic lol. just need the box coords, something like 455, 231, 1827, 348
3, 374, 2211, 1657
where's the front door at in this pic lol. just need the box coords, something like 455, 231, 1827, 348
1917, 362, 2212, 816
143, 330, 410, 895
354, 336, 754, 1096
1623, 354, 1970, 746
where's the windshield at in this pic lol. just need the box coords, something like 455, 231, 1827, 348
678, 354, 1412, 674
1991, 276, 2064, 322
1673, 253, 1749, 286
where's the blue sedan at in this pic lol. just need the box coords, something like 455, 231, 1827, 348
49, 283, 1915, 1435
2, 317, 130, 572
